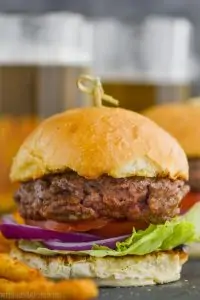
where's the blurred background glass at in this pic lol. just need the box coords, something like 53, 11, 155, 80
0, 0, 200, 212
93, 16, 197, 110
0, 13, 93, 117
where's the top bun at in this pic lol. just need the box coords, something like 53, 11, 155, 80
10, 107, 188, 182
143, 103, 200, 158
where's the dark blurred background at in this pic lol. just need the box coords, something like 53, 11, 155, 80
0, 0, 199, 18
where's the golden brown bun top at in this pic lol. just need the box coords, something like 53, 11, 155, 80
10, 107, 188, 182
143, 102, 200, 158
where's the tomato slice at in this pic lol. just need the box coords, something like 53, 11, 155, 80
25, 218, 148, 238
25, 218, 111, 233
180, 192, 200, 213
89, 220, 148, 238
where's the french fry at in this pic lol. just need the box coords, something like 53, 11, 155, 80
0, 254, 43, 282
0, 278, 98, 300
49, 279, 98, 300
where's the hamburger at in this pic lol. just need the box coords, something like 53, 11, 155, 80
143, 102, 200, 256
1, 77, 200, 286
143, 103, 200, 213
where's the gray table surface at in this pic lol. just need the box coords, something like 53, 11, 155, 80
99, 259, 200, 300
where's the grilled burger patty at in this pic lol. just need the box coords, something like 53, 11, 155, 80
14, 172, 189, 224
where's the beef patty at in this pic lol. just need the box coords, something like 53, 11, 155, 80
188, 158, 200, 192
14, 172, 189, 224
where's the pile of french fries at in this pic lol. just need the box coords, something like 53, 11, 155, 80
0, 254, 98, 299
0, 215, 98, 299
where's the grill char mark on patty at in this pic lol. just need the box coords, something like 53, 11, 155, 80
14, 172, 189, 224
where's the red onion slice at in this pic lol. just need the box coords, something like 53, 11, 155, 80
43, 235, 129, 251
0, 215, 99, 242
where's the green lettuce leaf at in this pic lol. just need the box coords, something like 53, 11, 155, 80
18, 203, 200, 258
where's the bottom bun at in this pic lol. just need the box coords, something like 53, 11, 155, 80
10, 245, 188, 287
